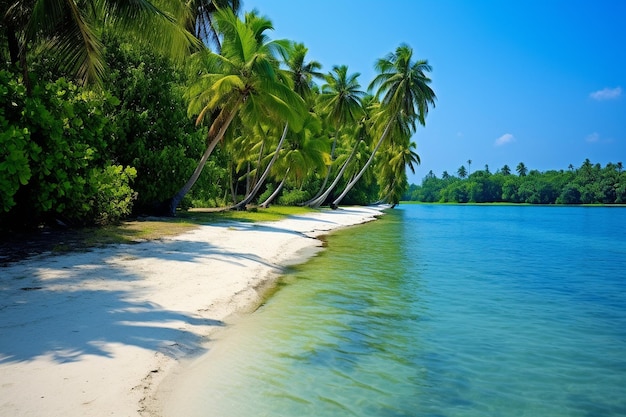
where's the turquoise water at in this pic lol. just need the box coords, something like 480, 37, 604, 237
171, 205, 626, 417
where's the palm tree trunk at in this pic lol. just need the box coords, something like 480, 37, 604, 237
307, 141, 360, 208
231, 123, 289, 210
332, 117, 394, 208
302, 165, 331, 205
7, 25, 20, 67
168, 106, 239, 215
229, 160, 238, 204
7, 26, 33, 95
259, 168, 290, 208
302, 133, 338, 205
245, 161, 251, 195
250, 140, 266, 191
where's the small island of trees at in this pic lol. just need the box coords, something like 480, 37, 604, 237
404, 160, 626, 204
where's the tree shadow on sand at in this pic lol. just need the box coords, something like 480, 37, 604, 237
0, 222, 323, 364
0, 237, 271, 364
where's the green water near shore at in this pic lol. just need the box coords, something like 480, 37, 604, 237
167, 205, 626, 417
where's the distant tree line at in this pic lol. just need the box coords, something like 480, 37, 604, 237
404, 160, 626, 204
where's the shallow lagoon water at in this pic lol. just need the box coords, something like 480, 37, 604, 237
166, 205, 626, 417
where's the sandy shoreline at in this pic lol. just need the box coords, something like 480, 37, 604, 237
0, 206, 385, 417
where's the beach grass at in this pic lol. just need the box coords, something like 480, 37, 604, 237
87, 206, 316, 247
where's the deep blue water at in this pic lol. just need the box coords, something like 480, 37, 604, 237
167, 205, 626, 417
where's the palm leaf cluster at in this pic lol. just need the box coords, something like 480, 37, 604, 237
2, 0, 206, 88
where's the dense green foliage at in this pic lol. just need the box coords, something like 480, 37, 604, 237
102, 36, 227, 212
404, 160, 626, 204
0, 70, 136, 228
1, 3, 434, 231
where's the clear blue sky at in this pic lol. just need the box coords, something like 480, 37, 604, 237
241, 0, 626, 184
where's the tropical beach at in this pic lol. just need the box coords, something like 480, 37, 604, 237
0, 206, 384, 417
2, 1, 625, 416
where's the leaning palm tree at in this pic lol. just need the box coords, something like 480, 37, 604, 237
331, 44, 436, 208
230, 41, 322, 209
2, 0, 198, 88
259, 111, 329, 207
304, 65, 365, 206
230, 122, 290, 209
376, 140, 420, 205
167, 8, 306, 214
306, 116, 369, 208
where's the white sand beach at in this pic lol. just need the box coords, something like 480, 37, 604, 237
0, 206, 384, 417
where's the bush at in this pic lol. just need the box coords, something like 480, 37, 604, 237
90, 165, 137, 224
0, 70, 126, 230
278, 189, 308, 206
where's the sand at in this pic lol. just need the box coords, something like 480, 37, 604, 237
0, 206, 385, 417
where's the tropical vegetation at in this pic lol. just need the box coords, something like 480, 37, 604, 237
1, 1, 435, 232
405, 160, 626, 204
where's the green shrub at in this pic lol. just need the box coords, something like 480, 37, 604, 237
91, 165, 137, 224
0, 70, 126, 229
278, 189, 308, 206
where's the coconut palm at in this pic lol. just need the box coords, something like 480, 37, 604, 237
259, 111, 329, 207
306, 116, 369, 207
168, 8, 307, 214
187, 0, 241, 49
2, 0, 198, 89
227, 121, 269, 200
377, 140, 420, 205
230, 41, 323, 209
281, 42, 323, 102
305, 65, 365, 206
332, 44, 435, 208
231, 122, 290, 209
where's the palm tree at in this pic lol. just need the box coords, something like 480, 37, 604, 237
377, 140, 420, 205
467, 159, 472, 176
304, 65, 365, 206
260, 111, 329, 207
516, 162, 527, 177
2, 0, 199, 89
457, 165, 467, 178
501, 164, 511, 175
167, 8, 307, 214
231, 40, 324, 209
231, 122, 290, 209
187, 0, 241, 50
331, 44, 435, 208
281, 42, 323, 102
307, 117, 369, 207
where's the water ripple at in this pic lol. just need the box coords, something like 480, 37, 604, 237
173, 206, 626, 417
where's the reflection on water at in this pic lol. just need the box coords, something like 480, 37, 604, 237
164, 205, 626, 417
